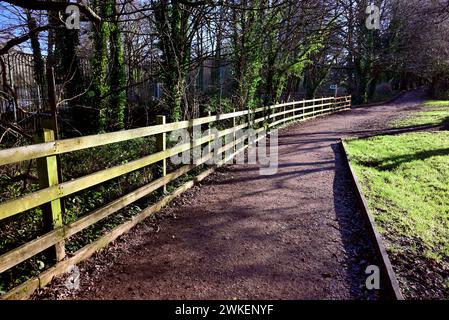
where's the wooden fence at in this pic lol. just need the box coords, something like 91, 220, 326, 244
0, 95, 351, 299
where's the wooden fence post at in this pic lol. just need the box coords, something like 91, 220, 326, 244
46, 67, 59, 137
302, 100, 305, 119
35, 128, 65, 262
232, 108, 236, 157
207, 109, 212, 157
156, 115, 167, 193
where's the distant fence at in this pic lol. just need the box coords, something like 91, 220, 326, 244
0, 52, 159, 133
0, 95, 351, 299
0, 53, 48, 130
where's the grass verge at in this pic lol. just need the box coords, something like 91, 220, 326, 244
391, 100, 449, 128
344, 132, 449, 299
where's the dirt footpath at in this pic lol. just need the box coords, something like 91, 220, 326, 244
36, 90, 426, 300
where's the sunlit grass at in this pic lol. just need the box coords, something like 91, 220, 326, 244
345, 132, 449, 262
423, 100, 449, 108
392, 100, 449, 128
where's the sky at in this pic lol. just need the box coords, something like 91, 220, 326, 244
0, 2, 47, 54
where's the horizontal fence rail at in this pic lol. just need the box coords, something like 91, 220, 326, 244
0, 95, 351, 299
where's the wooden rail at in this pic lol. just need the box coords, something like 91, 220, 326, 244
0, 95, 351, 299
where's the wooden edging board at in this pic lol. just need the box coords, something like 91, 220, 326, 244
340, 138, 404, 300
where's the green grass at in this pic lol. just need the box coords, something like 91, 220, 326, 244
423, 100, 449, 108
392, 100, 449, 128
344, 132, 449, 262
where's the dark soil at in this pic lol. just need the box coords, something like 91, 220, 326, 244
33, 90, 429, 300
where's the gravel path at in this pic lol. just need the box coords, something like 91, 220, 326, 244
36, 90, 426, 300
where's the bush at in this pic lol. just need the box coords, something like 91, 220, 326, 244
207, 96, 233, 114
375, 82, 393, 97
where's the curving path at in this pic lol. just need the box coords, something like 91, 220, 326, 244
37, 90, 426, 300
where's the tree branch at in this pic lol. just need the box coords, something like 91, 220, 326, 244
2, 0, 101, 24
0, 25, 51, 55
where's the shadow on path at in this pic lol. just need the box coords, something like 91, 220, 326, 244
35, 90, 430, 300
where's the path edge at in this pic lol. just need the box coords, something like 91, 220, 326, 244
340, 138, 404, 300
